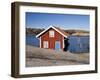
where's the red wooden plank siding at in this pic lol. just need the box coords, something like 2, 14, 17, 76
41, 28, 63, 50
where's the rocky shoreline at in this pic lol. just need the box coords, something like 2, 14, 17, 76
26, 45, 89, 67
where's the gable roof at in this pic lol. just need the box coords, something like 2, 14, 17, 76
36, 25, 69, 38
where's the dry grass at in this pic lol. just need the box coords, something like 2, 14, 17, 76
26, 45, 89, 67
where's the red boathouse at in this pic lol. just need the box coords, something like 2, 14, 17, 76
36, 25, 69, 50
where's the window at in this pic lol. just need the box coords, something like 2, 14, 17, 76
49, 30, 54, 37
43, 41, 48, 48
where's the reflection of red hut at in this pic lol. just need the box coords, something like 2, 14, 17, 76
36, 25, 69, 50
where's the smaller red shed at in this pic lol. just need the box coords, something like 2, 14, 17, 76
36, 25, 69, 50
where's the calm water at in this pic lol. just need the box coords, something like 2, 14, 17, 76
26, 34, 39, 47
26, 34, 89, 53
68, 36, 89, 53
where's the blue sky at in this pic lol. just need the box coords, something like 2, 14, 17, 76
26, 12, 90, 31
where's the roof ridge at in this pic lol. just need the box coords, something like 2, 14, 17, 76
36, 25, 69, 38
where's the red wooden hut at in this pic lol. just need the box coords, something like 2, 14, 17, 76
36, 25, 69, 50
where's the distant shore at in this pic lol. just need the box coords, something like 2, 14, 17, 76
26, 45, 89, 67
26, 28, 89, 36
72, 32, 89, 36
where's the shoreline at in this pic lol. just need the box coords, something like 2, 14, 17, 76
26, 45, 89, 67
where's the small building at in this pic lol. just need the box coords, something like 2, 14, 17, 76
36, 25, 69, 50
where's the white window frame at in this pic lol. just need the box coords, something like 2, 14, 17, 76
49, 30, 54, 37
43, 41, 48, 48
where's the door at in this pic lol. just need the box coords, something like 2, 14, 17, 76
55, 41, 60, 50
